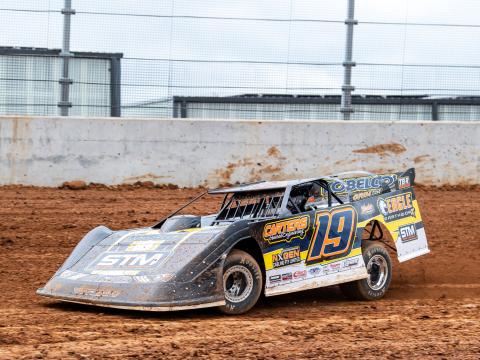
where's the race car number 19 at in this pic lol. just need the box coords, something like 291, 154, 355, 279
306, 207, 357, 265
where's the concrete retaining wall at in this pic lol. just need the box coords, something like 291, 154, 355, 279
0, 116, 478, 186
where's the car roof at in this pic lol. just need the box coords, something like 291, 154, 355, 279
208, 178, 320, 194
208, 171, 378, 194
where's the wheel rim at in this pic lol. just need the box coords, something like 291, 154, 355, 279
366, 254, 388, 291
223, 265, 254, 303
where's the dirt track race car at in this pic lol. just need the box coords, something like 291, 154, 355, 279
38, 168, 429, 314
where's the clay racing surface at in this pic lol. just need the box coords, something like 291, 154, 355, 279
0, 186, 479, 359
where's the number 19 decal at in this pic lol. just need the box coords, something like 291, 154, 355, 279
306, 206, 357, 265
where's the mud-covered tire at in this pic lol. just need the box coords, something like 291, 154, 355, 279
218, 249, 263, 315
340, 240, 392, 300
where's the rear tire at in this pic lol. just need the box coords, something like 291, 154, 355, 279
218, 249, 262, 315
340, 240, 392, 300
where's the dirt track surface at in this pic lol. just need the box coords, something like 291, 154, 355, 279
0, 186, 479, 359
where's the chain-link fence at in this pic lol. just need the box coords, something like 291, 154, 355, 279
1, 0, 480, 120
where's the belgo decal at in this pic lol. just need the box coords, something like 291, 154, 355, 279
377, 192, 416, 222
263, 215, 309, 244
330, 175, 397, 194
272, 246, 301, 268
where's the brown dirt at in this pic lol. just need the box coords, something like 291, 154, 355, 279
352, 143, 407, 155
0, 186, 479, 359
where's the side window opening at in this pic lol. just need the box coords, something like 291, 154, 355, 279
304, 183, 330, 210
288, 181, 345, 214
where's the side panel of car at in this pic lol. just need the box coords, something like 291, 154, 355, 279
250, 186, 429, 297
250, 206, 368, 297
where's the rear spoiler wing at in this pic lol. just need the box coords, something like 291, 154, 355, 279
326, 168, 416, 202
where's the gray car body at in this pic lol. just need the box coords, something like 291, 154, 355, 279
37, 170, 414, 311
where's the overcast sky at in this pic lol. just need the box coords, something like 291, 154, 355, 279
1, 0, 480, 104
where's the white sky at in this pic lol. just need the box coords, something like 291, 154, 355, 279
1, 0, 480, 104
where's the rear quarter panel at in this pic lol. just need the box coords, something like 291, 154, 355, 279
354, 187, 430, 262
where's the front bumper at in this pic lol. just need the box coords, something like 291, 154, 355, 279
37, 265, 225, 311
37, 287, 224, 311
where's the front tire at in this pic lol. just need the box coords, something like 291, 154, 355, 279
340, 240, 392, 300
218, 249, 262, 315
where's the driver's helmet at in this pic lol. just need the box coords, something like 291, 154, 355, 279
305, 183, 327, 209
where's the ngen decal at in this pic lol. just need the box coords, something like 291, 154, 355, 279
306, 206, 357, 265
262, 215, 309, 244
271, 247, 301, 268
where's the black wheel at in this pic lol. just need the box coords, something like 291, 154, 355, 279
340, 240, 392, 300
218, 249, 263, 315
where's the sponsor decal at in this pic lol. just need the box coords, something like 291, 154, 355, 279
282, 273, 293, 281
272, 247, 301, 268
330, 175, 397, 194
263, 215, 309, 244
89, 252, 166, 271
293, 270, 307, 279
269, 275, 281, 283
133, 275, 152, 284
360, 203, 375, 215
351, 188, 383, 201
324, 262, 342, 274
329, 262, 341, 270
398, 224, 418, 242
308, 267, 322, 276
398, 176, 411, 189
127, 239, 163, 252
342, 257, 360, 268
73, 286, 120, 298
377, 192, 416, 222
60, 270, 87, 280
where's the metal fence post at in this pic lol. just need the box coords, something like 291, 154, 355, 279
340, 0, 357, 120
58, 0, 75, 116
110, 56, 122, 117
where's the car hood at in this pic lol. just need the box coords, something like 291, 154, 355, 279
61, 225, 227, 282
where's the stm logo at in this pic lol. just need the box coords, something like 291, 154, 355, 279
398, 224, 418, 242
92, 252, 166, 270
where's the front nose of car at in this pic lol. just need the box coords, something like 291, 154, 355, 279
37, 274, 177, 307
